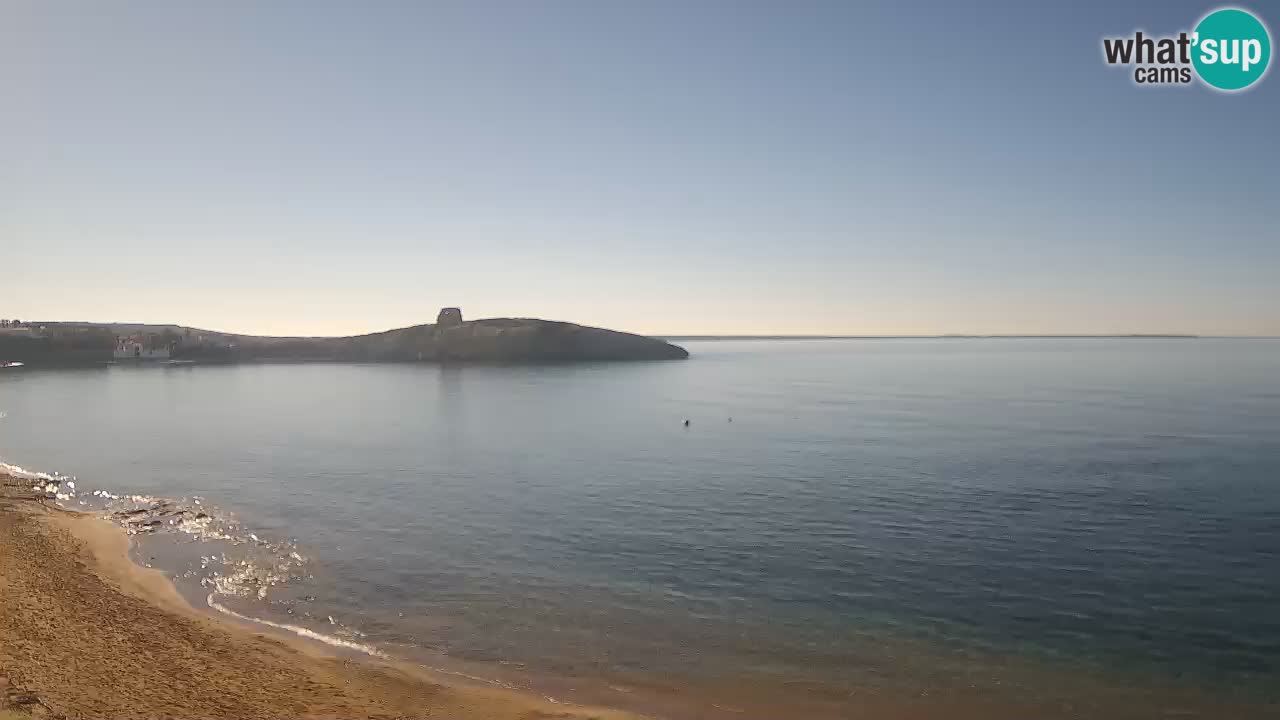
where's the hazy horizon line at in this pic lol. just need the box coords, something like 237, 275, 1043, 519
660, 334, 1280, 340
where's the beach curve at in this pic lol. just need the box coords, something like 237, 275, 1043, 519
0, 484, 643, 720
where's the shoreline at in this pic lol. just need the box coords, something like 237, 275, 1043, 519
0, 485, 643, 720
3, 477, 1275, 719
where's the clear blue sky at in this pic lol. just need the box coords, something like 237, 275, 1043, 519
3, 1, 1276, 335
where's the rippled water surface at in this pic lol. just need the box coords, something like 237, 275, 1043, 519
2, 339, 1278, 715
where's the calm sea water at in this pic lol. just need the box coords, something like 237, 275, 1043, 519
2, 339, 1278, 716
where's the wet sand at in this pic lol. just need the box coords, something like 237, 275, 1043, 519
0, 488, 639, 720
1, 482, 1274, 720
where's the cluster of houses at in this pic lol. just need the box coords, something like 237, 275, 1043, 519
114, 334, 174, 360
112, 329, 228, 361
1, 323, 224, 365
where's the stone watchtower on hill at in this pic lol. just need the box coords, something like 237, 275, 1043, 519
436, 307, 463, 327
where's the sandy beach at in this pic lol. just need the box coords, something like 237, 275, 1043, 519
0, 484, 640, 720
2, 474, 1274, 720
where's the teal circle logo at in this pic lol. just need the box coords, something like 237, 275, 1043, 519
1192, 8, 1271, 91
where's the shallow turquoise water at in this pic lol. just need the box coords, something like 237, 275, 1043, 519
2, 339, 1278, 712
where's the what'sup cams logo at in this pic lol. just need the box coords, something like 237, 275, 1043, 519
1102, 6, 1271, 91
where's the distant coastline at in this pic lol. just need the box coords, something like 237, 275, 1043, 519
663, 334, 1207, 341
0, 308, 689, 367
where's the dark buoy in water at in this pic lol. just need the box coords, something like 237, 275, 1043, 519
728, 417, 733, 423
683, 419, 690, 427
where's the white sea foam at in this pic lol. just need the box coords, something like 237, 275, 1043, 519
6, 457, 574, 707
4, 458, 349, 656
206, 594, 385, 657
1, 460, 59, 482
1, 461, 81, 506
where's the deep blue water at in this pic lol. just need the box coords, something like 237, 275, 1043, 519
2, 339, 1278, 714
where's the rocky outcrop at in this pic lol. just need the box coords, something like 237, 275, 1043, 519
223, 317, 689, 363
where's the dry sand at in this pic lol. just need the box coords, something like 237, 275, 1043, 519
0, 489, 639, 720
2, 482, 1273, 720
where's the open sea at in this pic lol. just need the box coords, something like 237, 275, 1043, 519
2, 339, 1278, 718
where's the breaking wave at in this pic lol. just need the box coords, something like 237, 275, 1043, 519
0, 460, 62, 483
205, 593, 385, 656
